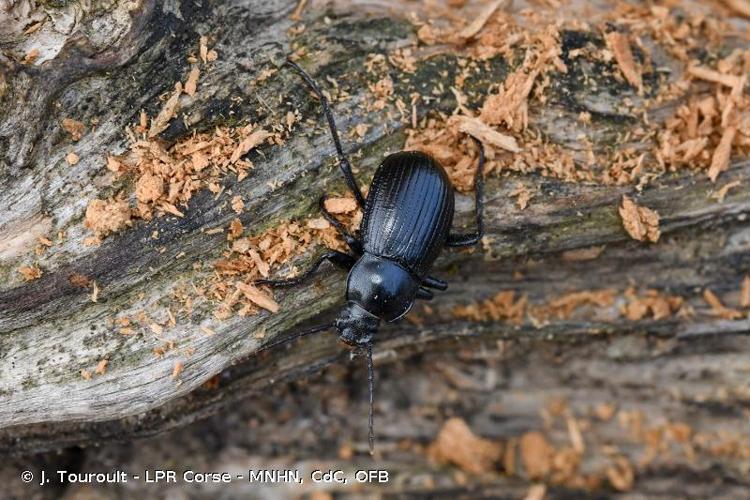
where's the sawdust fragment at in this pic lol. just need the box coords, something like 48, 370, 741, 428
19, 265, 42, 281
61, 118, 85, 141
231, 196, 245, 214
619, 196, 660, 242
135, 172, 164, 203
520, 432, 554, 480
459, 0, 509, 40
606, 457, 634, 492
230, 128, 272, 163
712, 180, 741, 203
68, 273, 92, 288
741, 276, 750, 308
148, 82, 183, 138
23, 48, 39, 65
523, 484, 547, 500
703, 288, 744, 319
456, 115, 521, 153
84, 199, 132, 237
722, 0, 750, 18
324, 197, 358, 214
510, 183, 533, 209
65, 152, 79, 165
172, 361, 184, 379
184, 65, 200, 97
428, 418, 503, 474
95, 359, 108, 375
707, 126, 737, 182
236, 282, 279, 313
605, 31, 642, 91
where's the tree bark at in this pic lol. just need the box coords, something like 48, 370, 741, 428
1, 1, 749, 495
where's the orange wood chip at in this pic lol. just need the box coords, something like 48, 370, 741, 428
707, 126, 737, 182
619, 196, 660, 243
605, 31, 643, 91
85, 199, 132, 236
428, 417, 503, 474
236, 282, 279, 313
148, 82, 183, 138
459, 0, 509, 40
741, 275, 750, 308
18, 265, 42, 281
324, 197, 358, 214
95, 359, 108, 375
61, 118, 85, 141
519, 431, 554, 480
230, 128, 271, 163
65, 152, 79, 165
184, 65, 200, 97
456, 116, 521, 153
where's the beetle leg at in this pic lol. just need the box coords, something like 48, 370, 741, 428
285, 59, 367, 209
422, 275, 448, 291
254, 250, 356, 288
446, 136, 485, 248
416, 288, 434, 300
319, 194, 364, 255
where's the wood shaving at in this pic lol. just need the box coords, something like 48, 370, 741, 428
135, 172, 164, 203
84, 199, 132, 237
199, 36, 209, 64
61, 118, 85, 141
604, 31, 642, 91
65, 152, 79, 165
68, 273, 92, 288
703, 289, 744, 319
619, 196, 660, 243
324, 197, 357, 214
510, 182, 533, 209
230, 128, 272, 163
23, 48, 39, 65
455, 115, 520, 153
236, 282, 280, 313
722, 0, 750, 18
172, 361, 184, 379
148, 82, 183, 138
523, 484, 547, 500
231, 196, 245, 214
184, 65, 200, 97
91, 281, 99, 302
290, 0, 308, 21
459, 0, 509, 40
428, 417, 503, 474
621, 288, 683, 321
707, 126, 737, 182
712, 180, 741, 203
520, 432, 554, 480
18, 265, 42, 281
606, 457, 635, 492
453, 290, 527, 324
741, 275, 750, 308
95, 359, 108, 375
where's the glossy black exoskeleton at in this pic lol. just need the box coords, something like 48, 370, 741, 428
254, 60, 485, 454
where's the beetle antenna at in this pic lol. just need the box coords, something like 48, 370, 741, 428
258, 322, 333, 353
366, 343, 376, 455
284, 59, 367, 208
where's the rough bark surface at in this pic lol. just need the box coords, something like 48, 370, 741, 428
1, 0, 749, 497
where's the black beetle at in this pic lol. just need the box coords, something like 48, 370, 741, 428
254, 60, 485, 454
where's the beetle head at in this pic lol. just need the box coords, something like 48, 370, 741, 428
335, 301, 380, 348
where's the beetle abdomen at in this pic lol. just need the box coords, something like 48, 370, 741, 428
361, 151, 454, 278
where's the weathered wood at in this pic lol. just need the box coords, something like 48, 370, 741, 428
1, 3, 749, 490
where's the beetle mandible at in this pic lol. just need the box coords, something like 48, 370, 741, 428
254, 60, 485, 454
